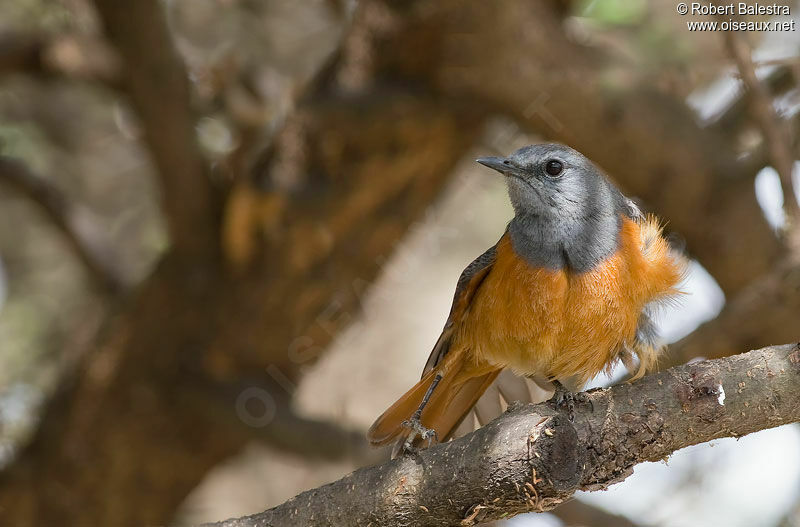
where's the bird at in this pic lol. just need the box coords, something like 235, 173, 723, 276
367, 143, 685, 456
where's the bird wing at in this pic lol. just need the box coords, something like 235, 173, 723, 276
420, 237, 501, 376
367, 235, 503, 449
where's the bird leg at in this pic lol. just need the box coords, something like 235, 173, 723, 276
549, 380, 590, 421
401, 373, 442, 453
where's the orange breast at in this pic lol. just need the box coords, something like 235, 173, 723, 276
453, 217, 682, 387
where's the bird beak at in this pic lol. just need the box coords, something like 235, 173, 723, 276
476, 156, 511, 175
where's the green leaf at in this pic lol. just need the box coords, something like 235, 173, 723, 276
578, 0, 647, 25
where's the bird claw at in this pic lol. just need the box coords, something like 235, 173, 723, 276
550, 382, 591, 421
401, 416, 438, 453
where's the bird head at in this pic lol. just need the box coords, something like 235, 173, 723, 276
477, 143, 632, 272
476, 143, 616, 222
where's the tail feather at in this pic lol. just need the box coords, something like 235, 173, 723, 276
367, 351, 501, 453
367, 366, 444, 446
451, 370, 554, 438
389, 370, 500, 458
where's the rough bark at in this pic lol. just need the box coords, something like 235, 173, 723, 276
207, 343, 800, 527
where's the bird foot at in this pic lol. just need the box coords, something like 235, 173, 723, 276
400, 416, 438, 453
549, 381, 591, 421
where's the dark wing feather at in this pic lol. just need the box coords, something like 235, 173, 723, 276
421, 233, 503, 376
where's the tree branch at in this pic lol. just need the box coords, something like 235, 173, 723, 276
205, 343, 800, 527
0, 156, 124, 293
724, 31, 799, 223
91, 0, 220, 258
191, 380, 387, 467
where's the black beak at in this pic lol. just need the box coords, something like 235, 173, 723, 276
476, 156, 512, 174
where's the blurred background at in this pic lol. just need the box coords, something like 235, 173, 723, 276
1, 0, 800, 525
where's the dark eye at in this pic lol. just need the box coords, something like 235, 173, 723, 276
544, 159, 563, 177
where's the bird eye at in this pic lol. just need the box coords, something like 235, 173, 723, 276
544, 159, 563, 177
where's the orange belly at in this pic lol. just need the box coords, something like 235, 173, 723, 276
453, 217, 682, 387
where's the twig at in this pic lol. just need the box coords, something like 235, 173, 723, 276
0, 157, 124, 293
203, 343, 800, 527
724, 31, 799, 226
750, 57, 800, 69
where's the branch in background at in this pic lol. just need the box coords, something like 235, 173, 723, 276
711, 62, 796, 135
205, 344, 800, 527
724, 31, 799, 224
254, 407, 387, 467
194, 380, 387, 467
0, 156, 124, 293
666, 259, 800, 368
91, 0, 220, 259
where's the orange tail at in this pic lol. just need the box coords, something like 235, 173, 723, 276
367, 352, 500, 451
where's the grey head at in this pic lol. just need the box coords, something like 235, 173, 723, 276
477, 143, 637, 273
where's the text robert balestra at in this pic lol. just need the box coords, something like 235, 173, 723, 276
690, 3, 791, 15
